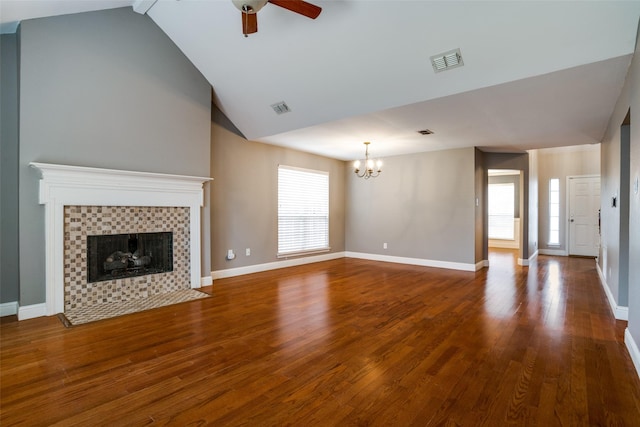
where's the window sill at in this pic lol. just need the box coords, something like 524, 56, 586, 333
277, 247, 331, 259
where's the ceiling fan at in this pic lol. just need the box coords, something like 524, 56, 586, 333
232, 0, 322, 37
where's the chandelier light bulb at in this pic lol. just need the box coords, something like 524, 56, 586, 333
353, 142, 382, 179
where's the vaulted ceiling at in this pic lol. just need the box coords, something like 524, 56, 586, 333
2, 1, 639, 160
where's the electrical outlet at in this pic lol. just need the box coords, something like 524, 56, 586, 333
246, 248, 251, 256
383, 243, 388, 249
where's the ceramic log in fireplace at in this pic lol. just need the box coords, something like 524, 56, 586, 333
87, 232, 173, 282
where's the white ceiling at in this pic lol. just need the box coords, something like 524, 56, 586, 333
2, 0, 639, 161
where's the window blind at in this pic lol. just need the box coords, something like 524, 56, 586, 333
278, 166, 329, 257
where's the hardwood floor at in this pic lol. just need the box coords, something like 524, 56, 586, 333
2, 253, 640, 426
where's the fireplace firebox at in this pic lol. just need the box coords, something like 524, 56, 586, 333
87, 232, 173, 283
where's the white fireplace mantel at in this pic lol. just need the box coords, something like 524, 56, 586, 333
30, 162, 212, 316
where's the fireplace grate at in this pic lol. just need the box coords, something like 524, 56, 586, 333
87, 232, 173, 283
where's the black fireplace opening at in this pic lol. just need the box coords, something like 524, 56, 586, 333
87, 232, 173, 283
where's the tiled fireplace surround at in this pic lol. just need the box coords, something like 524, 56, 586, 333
30, 163, 211, 317
64, 206, 190, 310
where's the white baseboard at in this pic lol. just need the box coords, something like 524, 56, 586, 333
625, 328, 640, 381
201, 276, 213, 286
539, 248, 568, 256
214, 251, 482, 277
518, 250, 538, 266
596, 262, 629, 320
475, 260, 489, 270
345, 252, 478, 272
18, 303, 48, 321
616, 306, 630, 320
212, 251, 346, 280
0, 301, 18, 317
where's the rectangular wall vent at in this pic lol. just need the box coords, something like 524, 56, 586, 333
417, 129, 434, 135
430, 48, 464, 73
271, 101, 291, 115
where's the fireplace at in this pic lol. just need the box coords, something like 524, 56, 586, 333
87, 232, 173, 283
30, 162, 212, 317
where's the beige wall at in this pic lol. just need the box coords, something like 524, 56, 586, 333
210, 107, 346, 272
210, 134, 486, 271
536, 145, 600, 254
345, 147, 477, 265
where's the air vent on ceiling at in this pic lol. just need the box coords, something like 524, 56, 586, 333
417, 129, 434, 135
430, 48, 464, 73
271, 101, 291, 115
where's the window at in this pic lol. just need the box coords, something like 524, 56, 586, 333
549, 178, 560, 245
488, 183, 515, 239
278, 165, 329, 257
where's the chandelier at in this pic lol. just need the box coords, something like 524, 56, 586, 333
353, 142, 382, 179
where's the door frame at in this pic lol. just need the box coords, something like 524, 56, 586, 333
486, 169, 525, 264
566, 174, 600, 256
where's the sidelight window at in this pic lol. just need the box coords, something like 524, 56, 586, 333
549, 178, 560, 245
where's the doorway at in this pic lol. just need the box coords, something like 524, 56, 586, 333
488, 169, 523, 265
568, 175, 600, 256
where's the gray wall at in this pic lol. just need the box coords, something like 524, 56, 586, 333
629, 25, 640, 354
1, 34, 20, 303
475, 148, 487, 264
18, 8, 211, 306
537, 145, 600, 254
601, 126, 628, 306
211, 107, 346, 272
620, 125, 631, 307
346, 147, 477, 265
600, 21, 640, 356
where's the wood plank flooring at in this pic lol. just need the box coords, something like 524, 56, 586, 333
2, 251, 640, 426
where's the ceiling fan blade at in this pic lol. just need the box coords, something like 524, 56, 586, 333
241, 11, 258, 35
268, 0, 321, 19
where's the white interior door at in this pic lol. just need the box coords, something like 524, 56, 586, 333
569, 176, 600, 256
